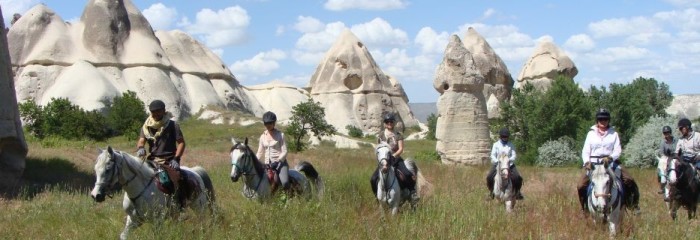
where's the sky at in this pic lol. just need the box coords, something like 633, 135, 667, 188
2, 0, 700, 103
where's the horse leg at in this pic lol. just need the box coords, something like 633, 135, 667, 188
120, 215, 141, 240
608, 211, 620, 238
505, 200, 513, 213
688, 203, 697, 220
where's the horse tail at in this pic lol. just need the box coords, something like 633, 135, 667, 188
192, 166, 216, 210
296, 161, 324, 199
405, 159, 434, 198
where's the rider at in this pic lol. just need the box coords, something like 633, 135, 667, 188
136, 99, 186, 206
674, 118, 700, 176
577, 108, 640, 213
659, 125, 676, 197
486, 128, 524, 200
256, 111, 290, 193
370, 113, 419, 203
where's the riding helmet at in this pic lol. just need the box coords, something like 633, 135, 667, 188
662, 125, 672, 134
499, 128, 510, 137
148, 100, 165, 112
383, 113, 396, 123
678, 118, 692, 129
595, 108, 611, 120
262, 111, 277, 124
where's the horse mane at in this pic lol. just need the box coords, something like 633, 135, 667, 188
114, 150, 154, 176
675, 161, 698, 188
231, 142, 265, 177
376, 142, 391, 150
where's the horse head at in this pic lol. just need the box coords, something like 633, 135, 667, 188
497, 153, 510, 181
230, 137, 260, 182
91, 146, 120, 202
590, 162, 613, 212
375, 142, 393, 174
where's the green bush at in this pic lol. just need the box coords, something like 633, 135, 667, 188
106, 91, 147, 140
536, 136, 579, 167
426, 113, 437, 140
624, 115, 679, 168
21, 97, 110, 140
346, 125, 364, 138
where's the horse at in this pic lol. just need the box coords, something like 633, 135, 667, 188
666, 157, 699, 220
492, 153, 516, 212
587, 160, 623, 237
374, 142, 421, 215
656, 155, 671, 209
90, 146, 215, 240
229, 138, 324, 201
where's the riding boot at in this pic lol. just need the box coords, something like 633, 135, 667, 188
578, 187, 588, 212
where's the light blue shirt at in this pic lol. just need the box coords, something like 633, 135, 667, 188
490, 140, 516, 164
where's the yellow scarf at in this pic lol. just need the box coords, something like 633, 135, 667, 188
142, 113, 171, 141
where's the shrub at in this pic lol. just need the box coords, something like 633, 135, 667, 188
413, 150, 441, 162
106, 91, 147, 140
536, 136, 579, 167
426, 113, 437, 140
624, 115, 679, 168
346, 125, 364, 138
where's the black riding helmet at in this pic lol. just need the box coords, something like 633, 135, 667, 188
262, 111, 277, 124
662, 125, 672, 134
678, 118, 692, 129
383, 113, 396, 123
595, 108, 610, 120
149, 100, 165, 112
499, 128, 510, 137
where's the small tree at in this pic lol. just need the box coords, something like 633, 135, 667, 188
285, 98, 337, 152
426, 113, 437, 140
106, 91, 147, 140
346, 125, 364, 138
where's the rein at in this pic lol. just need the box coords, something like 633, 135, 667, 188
109, 152, 155, 202
232, 146, 265, 198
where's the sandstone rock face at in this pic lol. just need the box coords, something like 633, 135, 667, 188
8, 1, 262, 119
433, 35, 491, 165
517, 41, 578, 91
0, 8, 28, 194
308, 29, 418, 134
463, 27, 513, 119
666, 94, 700, 119
246, 81, 310, 121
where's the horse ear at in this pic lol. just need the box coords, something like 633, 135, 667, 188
107, 146, 114, 156
97, 147, 103, 154
377, 138, 381, 144
231, 137, 237, 145
245, 137, 248, 146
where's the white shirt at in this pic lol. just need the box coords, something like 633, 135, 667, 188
675, 131, 700, 160
490, 140, 516, 164
581, 125, 621, 166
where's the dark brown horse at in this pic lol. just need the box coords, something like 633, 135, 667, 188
667, 157, 700, 220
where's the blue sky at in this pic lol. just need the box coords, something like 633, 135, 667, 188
2, 0, 700, 103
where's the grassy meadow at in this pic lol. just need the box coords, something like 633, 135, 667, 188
1, 118, 699, 239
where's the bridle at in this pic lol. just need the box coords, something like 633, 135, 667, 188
590, 162, 617, 214
231, 143, 264, 198
97, 151, 153, 202
376, 144, 397, 204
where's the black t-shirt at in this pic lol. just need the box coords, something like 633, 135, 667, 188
139, 120, 183, 158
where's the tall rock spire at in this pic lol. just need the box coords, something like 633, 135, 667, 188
517, 41, 578, 90
433, 34, 491, 165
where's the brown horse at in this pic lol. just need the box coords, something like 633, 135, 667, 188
667, 157, 700, 220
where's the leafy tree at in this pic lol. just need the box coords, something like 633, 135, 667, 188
285, 98, 337, 152
19, 98, 110, 140
426, 113, 437, 140
106, 91, 147, 140
18, 99, 46, 138
624, 115, 679, 168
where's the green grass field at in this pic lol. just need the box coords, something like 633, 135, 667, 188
1, 119, 699, 239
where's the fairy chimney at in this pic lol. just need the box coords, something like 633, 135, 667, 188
517, 41, 578, 91
463, 27, 514, 119
0, 7, 28, 194
308, 29, 419, 134
433, 35, 491, 165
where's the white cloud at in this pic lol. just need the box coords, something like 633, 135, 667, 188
295, 21, 346, 52
481, 8, 496, 20
230, 49, 287, 79
275, 25, 285, 36
584, 46, 651, 64
414, 27, 449, 54
564, 34, 596, 52
291, 50, 326, 66
350, 18, 409, 47
369, 48, 438, 84
663, 0, 700, 7
179, 6, 250, 48
1, 0, 38, 24
458, 23, 536, 48
324, 0, 407, 11
294, 16, 324, 33
654, 8, 700, 31
588, 16, 661, 38
143, 3, 178, 30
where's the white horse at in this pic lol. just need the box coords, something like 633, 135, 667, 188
229, 138, 324, 201
90, 147, 215, 240
374, 142, 421, 215
493, 153, 516, 212
587, 161, 623, 237
656, 155, 671, 208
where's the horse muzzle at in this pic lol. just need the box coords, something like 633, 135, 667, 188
230, 174, 241, 182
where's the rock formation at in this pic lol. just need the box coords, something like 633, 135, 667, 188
517, 41, 578, 91
0, 8, 28, 194
666, 94, 700, 119
463, 27, 513, 119
8, 1, 263, 119
308, 29, 418, 134
246, 81, 310, 121
433, 35, 491, 165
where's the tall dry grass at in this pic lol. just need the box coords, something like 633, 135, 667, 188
1, 120, 699, 239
